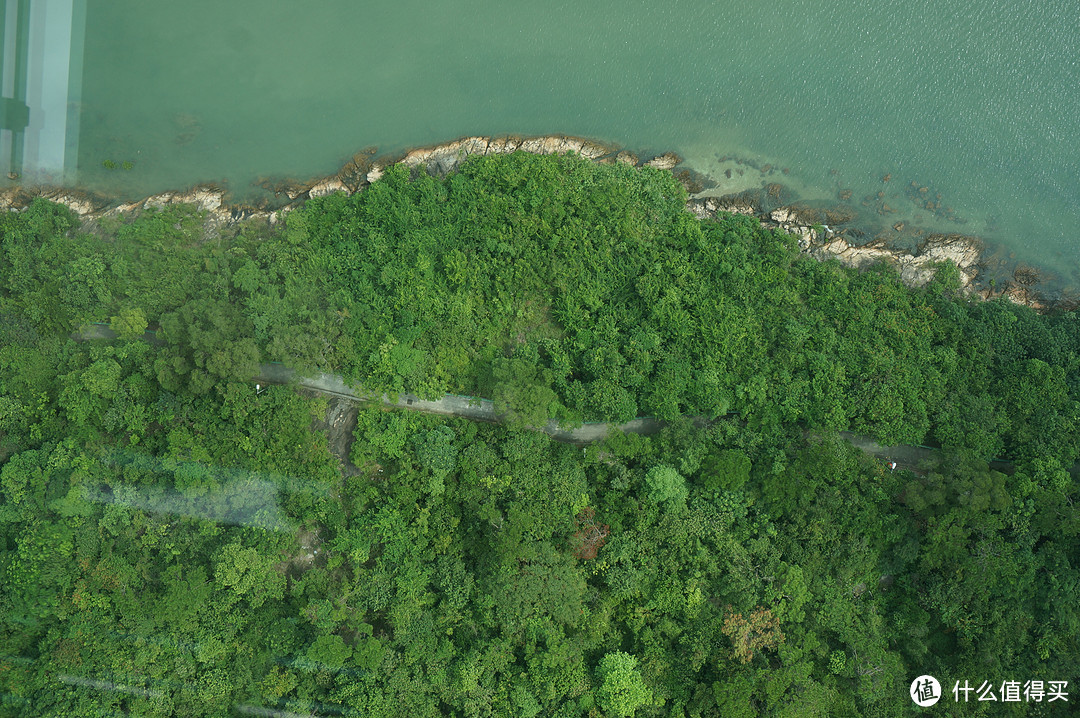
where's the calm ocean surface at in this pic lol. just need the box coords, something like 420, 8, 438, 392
11, 1, 1080, 287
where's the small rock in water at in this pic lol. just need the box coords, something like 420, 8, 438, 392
882, 174, 891, 182
824, 206, 856, 224
893, 222, 905, 231
839, 189, 853, 201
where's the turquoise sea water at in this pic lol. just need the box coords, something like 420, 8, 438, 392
9, 0, 1080, 288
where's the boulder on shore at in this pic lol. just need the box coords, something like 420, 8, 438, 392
307, 177, 349, 198
644, 152, 681, 170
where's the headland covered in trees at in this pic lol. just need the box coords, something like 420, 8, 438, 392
1, 141, 1077, 716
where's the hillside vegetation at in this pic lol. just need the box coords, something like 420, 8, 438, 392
1, 152, 1077, 716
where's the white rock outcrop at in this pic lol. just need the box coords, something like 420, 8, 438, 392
687, 196, 756, 219
644, 152, 681, 170
141, 186, 225, 213
307, 178, 349, 198
812, 234, 982, 288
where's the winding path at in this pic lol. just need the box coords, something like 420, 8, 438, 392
76, 323, 1067, 477
255, 362, 663, 444
257, 365, 1010, 476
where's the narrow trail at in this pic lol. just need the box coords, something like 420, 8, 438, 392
76, 323, 1070, 477
258, 366, 982, 476
255, 362, 663, 444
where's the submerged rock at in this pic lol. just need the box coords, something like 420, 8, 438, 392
337, 148, 377, 190
767, 201, 856, 228
255, 177, 309, 200
674, 168, 714, 194
823, 206, 857, 225
1013, 265, 1040, 286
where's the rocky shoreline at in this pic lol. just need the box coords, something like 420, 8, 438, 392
0, 134, 1052, 310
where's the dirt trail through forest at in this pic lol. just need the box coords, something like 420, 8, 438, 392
260, 365, 1023, 476
70, 326, 1060, 476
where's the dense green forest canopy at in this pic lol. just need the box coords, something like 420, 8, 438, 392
1, 152, 1078, 716
5, 152, 1079, 460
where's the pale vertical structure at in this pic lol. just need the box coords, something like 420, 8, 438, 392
0, 0, 86, 183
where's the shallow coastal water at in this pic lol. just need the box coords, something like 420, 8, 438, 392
8, 0, 1080, 288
